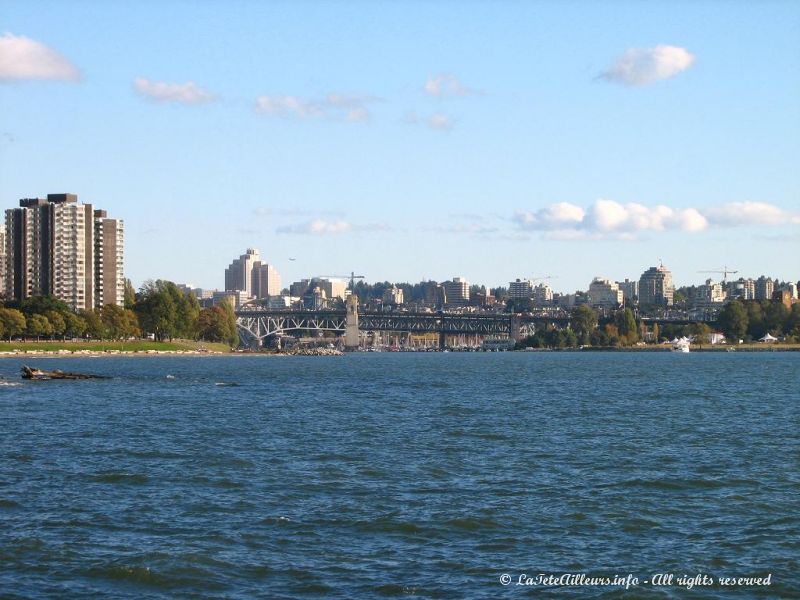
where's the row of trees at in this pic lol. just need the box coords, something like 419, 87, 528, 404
0, 280, 239, 346
717, 299, 800, 342
517, 300, 800, 349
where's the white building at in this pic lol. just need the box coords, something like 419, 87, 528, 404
695, 278, 726, 307
532, 283, 553, 306
587, 277, 623, 309
383, 285, 404, 305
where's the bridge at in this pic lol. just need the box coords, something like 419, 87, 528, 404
235, 304, 571, 349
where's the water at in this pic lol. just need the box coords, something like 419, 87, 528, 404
1, 353, 798, 598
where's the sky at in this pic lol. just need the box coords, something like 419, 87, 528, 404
1, 0, 799, 293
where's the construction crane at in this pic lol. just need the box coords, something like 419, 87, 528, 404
698, 266, 738, 283
316, 272, 365, 290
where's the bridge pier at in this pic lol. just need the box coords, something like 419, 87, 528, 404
345, 295, 360, 350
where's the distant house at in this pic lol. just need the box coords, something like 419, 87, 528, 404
709, 332, 726, 345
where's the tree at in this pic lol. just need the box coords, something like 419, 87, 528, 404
614, 308, 639, 345
17, 295, 71, 318
63, 312, 87, 339
690, 323, 712, 348
124, 278, 137, 310
27, 314, 53, 341
652, 322, 660, 344
135, 280, 198, 341
198, 301, 238, 346
80, 309, 107, 340
764, 301, 789, 336
44, 310, 67, 340
101, 304, 138, 339
0, 308, 27, 341
571, 305, 598, 345
717, 300, 748, 342
746, 301, 766, 340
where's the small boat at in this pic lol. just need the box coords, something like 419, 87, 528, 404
671, 338, 691, 353
21, 366, 108, 380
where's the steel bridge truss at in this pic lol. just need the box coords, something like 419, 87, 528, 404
236, 309, 557, 345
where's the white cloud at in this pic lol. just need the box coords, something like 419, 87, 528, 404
133, 78, 215, 104
404, 111, 454, 131
255, 95, 322, 118
255, 93, 377, 121
703, 201, 800, 226
277, 219, 352, 235
276, 219, 391, 235
601, 45, 695, 86
513, 202, 586, 230
514, 199, 796, 239
424, 74, 476, 98
0, 33, 80, 82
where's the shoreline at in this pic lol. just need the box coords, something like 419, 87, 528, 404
1, 346, 798, 358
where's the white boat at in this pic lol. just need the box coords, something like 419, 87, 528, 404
672, 337, 691, 353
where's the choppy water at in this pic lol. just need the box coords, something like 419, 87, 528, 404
1, 353, 798, 598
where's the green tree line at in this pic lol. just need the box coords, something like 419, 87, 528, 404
0, 280, 239, 346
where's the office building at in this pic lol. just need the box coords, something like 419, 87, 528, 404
638, 264, 674, 307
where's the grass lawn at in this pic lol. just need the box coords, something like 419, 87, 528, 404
0, 339, 233, 353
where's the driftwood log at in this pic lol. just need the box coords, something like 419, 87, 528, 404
21, 366, 109, 380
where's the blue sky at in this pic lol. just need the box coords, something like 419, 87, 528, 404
2, 0, 798, 292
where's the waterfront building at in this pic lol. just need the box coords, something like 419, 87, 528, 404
755, 276, 774, 301
3, 193, 123, 311
443, 277, 470, 306
508, 279, 533, 299
616, 279, 639, 303
587, 277, 623, 309
638, 264, 674, 307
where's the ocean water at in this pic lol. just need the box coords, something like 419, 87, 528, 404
0, 353, 798, 598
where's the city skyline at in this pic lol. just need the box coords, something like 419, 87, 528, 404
1, 1, 799, 291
